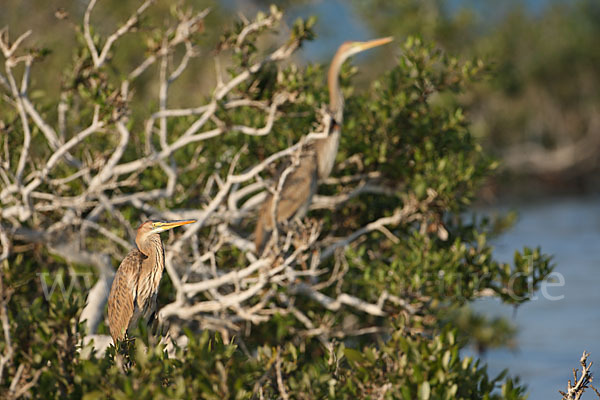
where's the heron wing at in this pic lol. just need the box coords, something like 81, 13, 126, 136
275, 153, 318, 221
255, 152, 318, 253
107, 248, 143, 343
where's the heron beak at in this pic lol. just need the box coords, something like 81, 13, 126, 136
151, 219, 197, 234
356, 36, 394, 52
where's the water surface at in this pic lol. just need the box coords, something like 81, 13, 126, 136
467, 196, 600, 399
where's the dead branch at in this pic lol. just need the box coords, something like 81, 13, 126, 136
560, 351, 600, 400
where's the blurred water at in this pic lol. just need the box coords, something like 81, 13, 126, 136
465, 196, 600, 399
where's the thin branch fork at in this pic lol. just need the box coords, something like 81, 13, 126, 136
560, 351, 600, 400
319, 195, 421, 261
0, 29, 32, 58
84, 0, 156, 68
127, 7, 210, 84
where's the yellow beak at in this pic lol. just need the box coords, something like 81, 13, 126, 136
357, 36, 394, 51
151, 219, 197, 234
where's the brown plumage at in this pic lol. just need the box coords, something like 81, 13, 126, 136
254, 152, 318, 253
107, 219, 196, 343
254, 37, 393, 254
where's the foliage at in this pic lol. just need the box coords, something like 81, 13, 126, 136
2, 283, 527, 399
0, 2, 555, 399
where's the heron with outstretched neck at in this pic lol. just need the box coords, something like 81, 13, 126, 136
254, 37, 393, 254
107, 219, 196, 343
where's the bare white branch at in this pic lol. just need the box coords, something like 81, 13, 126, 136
85, 0, 155, 68
0, 3, 421, 348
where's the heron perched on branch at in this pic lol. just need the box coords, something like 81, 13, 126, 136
254, 37, 394, 254
107, 219, 196, 343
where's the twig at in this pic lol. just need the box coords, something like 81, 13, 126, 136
275, 347, 289, 400
320, 197, 420, 261
559, 351, 599, 400
0, 259, 14, 385
84, 0, 155, 68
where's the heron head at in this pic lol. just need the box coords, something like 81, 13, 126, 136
149, 219, 197, 234
335, 37, 394, 64
136, 219, 197, 241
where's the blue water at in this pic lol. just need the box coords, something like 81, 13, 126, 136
466, 196, 600, 399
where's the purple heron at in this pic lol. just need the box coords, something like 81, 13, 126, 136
254, 37, 394, 254
107, 219, 196, 343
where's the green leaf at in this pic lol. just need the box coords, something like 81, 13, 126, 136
343, 348, 366, 366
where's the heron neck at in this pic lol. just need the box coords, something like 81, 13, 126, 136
138, 234, 164, 271
136, 234, 165, 309
327, 56, 345, 122
320, 51, 346, 179
315, 129, 340, 179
